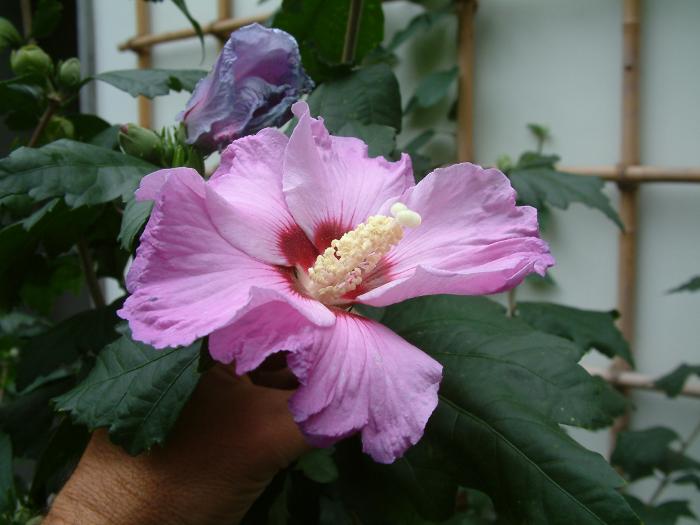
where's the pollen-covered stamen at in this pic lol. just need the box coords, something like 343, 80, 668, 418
306, 203, 421, 303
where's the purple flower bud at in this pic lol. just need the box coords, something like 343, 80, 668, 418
178, 23, 314, 154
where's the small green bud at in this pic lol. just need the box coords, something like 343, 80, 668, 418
527, 123, 550, 144
170, 144, 204, 175
496, 154, 513, 172
0, 17, 22, 51
44, 116, 75, 143
11, 44, 53, 77
119, 123, 162, 164
171, 144, 187, 168
57, 57, 81, 90
159, 128, 175, 166
184, 147, 205, 175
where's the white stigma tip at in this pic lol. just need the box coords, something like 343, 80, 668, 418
390, 202, 408, 217
396, 209, 422, 228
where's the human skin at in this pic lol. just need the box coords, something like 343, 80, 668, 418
44, 365, 309, 525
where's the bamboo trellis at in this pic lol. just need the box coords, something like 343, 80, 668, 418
119, 0, 700, 447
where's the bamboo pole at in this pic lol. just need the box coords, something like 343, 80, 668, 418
119, 0, 403, 53
559, 165, 700, 183
610, 0, 642, 450
119, 13, 270, 52
456, 0, 477, 162
136, 0, 153, 128
585, 366, 700, 399
217, 0, 232, 49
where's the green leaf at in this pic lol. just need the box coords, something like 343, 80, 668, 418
403, 129, 435, 155
611, 427, 700, 481
0, 18, 22, 52
333, 439, 455, 525
296, 448, 339, 483
307, 64, 402, 132
21, 199, 104, 254
0, 432, 14, 515
405, 66, 458, 113
94, 69, 206, 98
19, 254, 82, 315
0, 224, 35, 309
0, 377, 74, 457
54, 334, 202, 455
273, 0, 384, 81
31, 0, 63, 39
517, 302, 634, 366
336, 121, 396, 159
655, 363, 700, 397
0, 201, 105, 310
67, 114, 112, 143
89, 125, 120, 150
0, 80, 42, 131
509, 152, 623, 228
624, 495, 695, 525
402, 130, 437, 181
377, 437, 457, 521
668, 275, 700, 293
673, 472, 700, 490
384, 296, 625, 430
527, 123, 551, 145
168, 0, 204, 48
0, 139, 157, 207
0, 311, 49, 354
118, 199, 152, 251
430, 400, 636, 525
387, 7, 451, 51
16, 300, 123, 391
381, 295, 638, 525
86, 205, 131, 281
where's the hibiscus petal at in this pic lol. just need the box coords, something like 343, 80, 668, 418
287, 313, 442, 463
207, 128, 317, 267
357, 163, 555, 306
134, 167, 192, 202
119, 168, 333, 348
283, 101, 414, 250
178, 24, 313, 153
209, 300, 316, 374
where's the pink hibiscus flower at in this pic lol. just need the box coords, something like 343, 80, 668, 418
118, 101, 554, 463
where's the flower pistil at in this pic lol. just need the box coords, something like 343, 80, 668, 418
305, 203, 421, 304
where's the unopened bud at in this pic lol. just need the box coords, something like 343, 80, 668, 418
57, 57, 81, 90
44, 116, 75, 142
496, 154, 513, 173
119, 123, 162, 164
11, 45, 53, 77
0, 17, 22, 51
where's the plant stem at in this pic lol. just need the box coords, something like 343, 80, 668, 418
506, 287, 517, 317
77, 238, 106, 308
20, 0, 32, 39
648, 418, 700, 504
28, 99, 59, 148
341, 0, 364, 63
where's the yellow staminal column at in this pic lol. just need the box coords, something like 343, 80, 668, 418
307, 203, 421, 303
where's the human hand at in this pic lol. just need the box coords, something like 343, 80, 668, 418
45, 364, 310, 525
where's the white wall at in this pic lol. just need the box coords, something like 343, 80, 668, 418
88, 0, 700, 515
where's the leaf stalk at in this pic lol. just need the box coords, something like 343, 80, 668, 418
648, 418, 700, 504
28, 97, 60, 148
341, 0, 364, 63
77, 238, 106, 309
